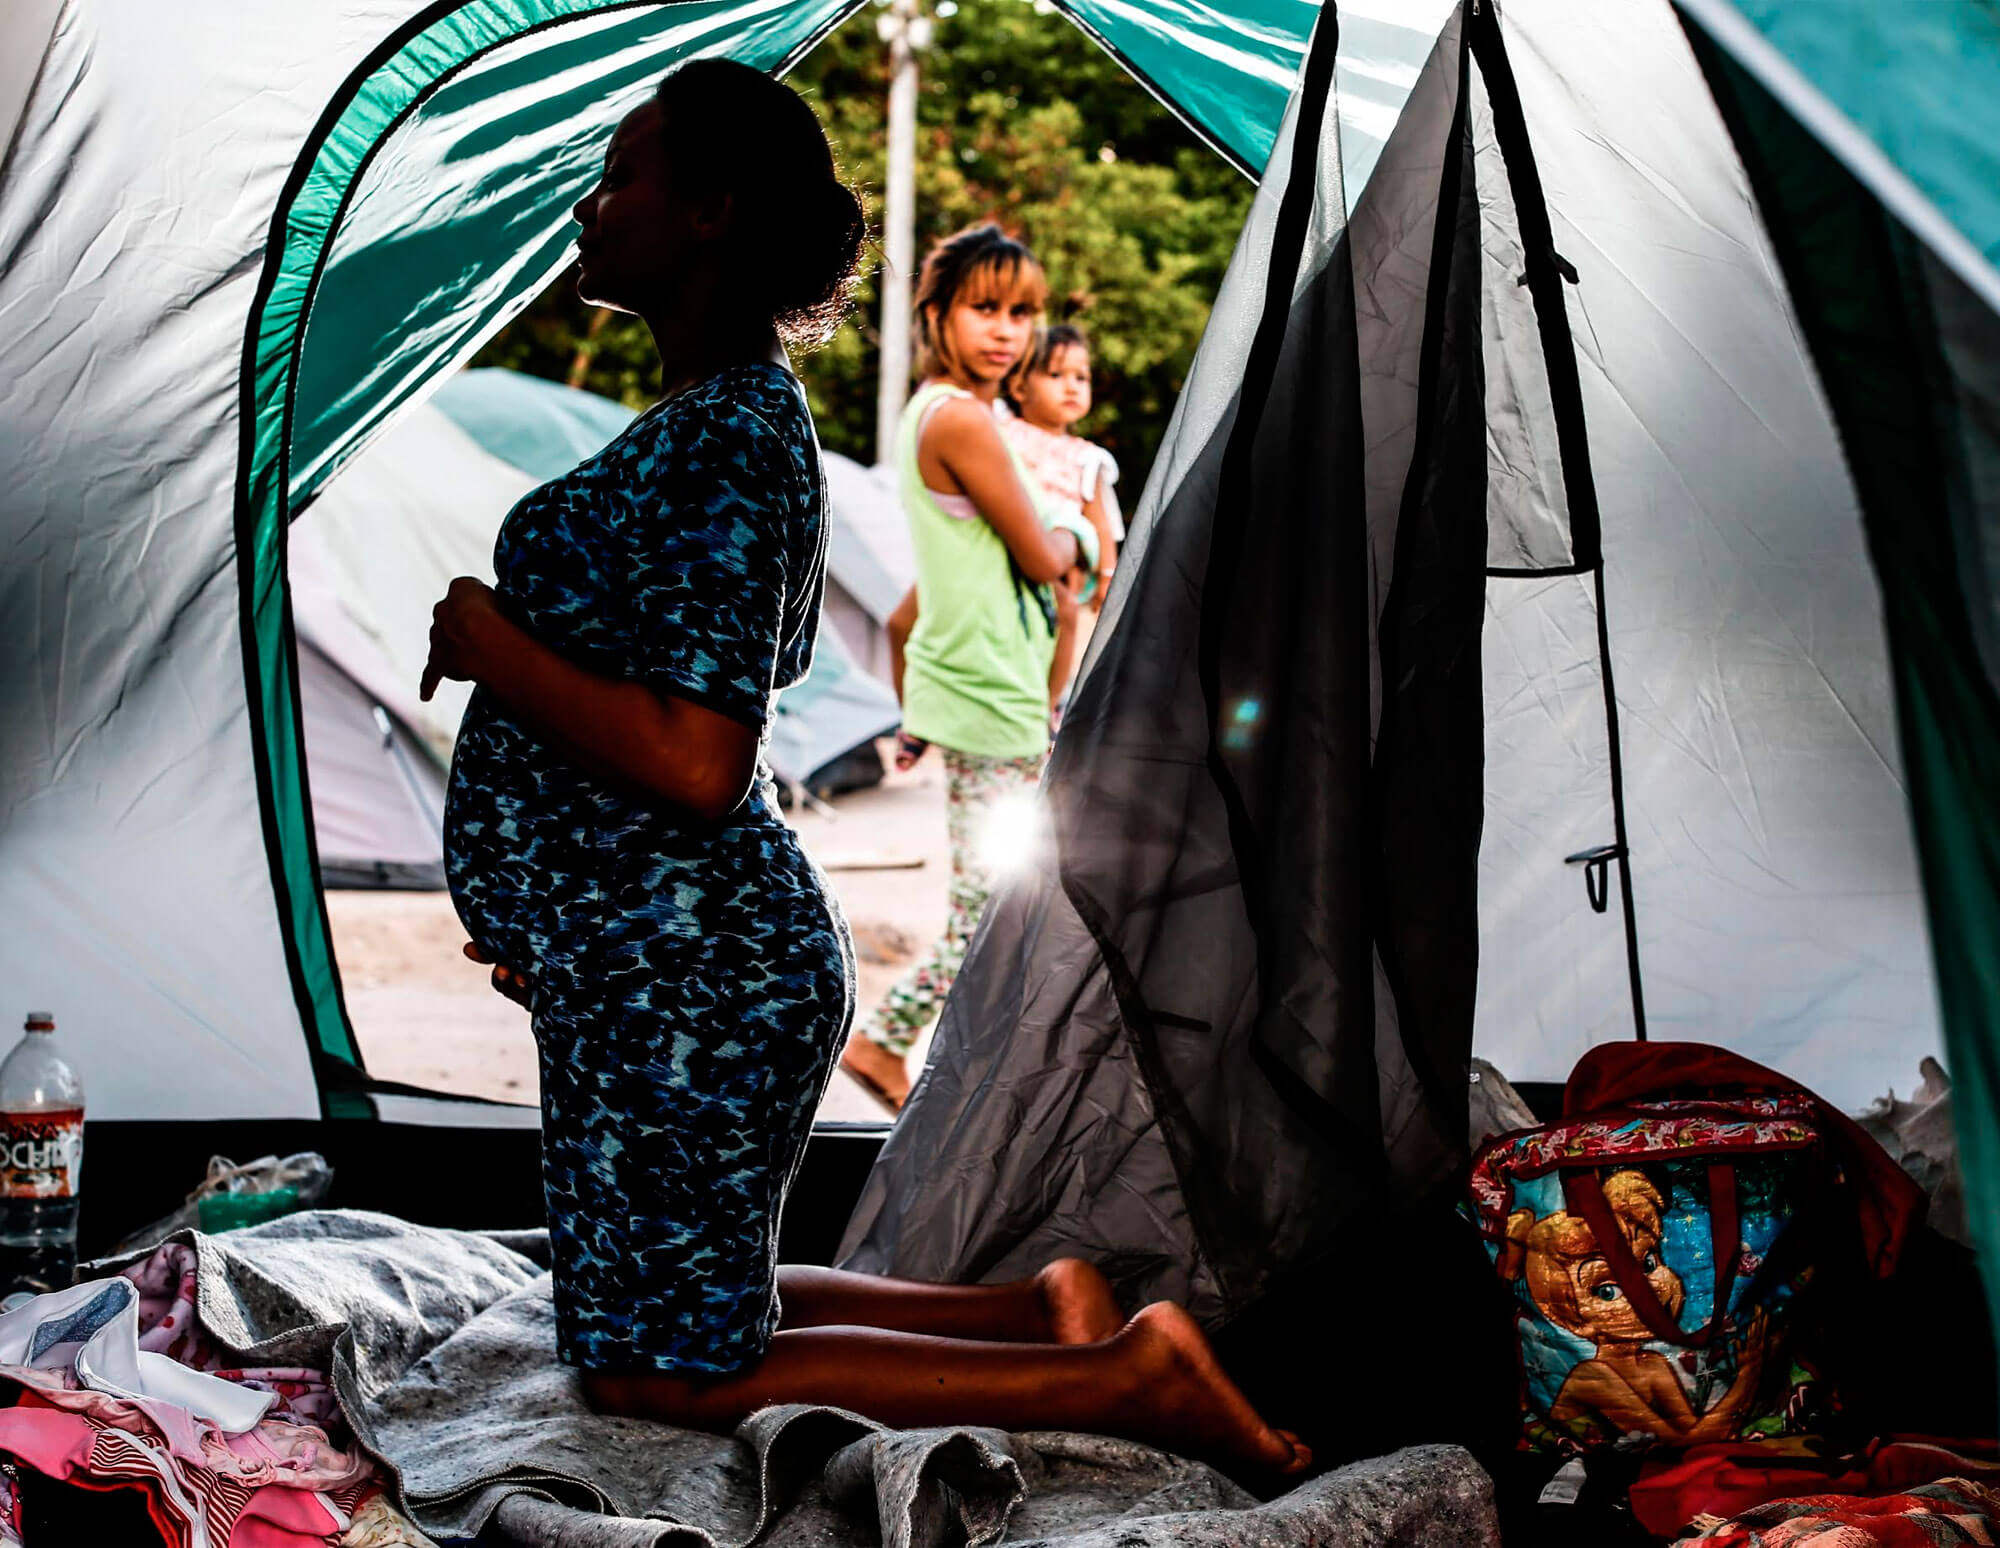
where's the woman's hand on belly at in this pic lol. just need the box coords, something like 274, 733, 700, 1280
464, 941, 534, 1008
421, 574, 757, 821
422, 576, 507, 702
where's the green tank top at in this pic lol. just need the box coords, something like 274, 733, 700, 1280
898, 381, 1057, 760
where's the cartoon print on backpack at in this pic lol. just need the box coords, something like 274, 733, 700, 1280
1500, 1168, 1771, 1446
1483, 1149, 1835, 1454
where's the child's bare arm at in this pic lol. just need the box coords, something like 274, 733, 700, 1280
887, 584, 919, 704
1048, 572, 1085, 711
1083, 486, 1118, 611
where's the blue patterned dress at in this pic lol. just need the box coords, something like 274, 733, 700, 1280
443, 362, 855, 1375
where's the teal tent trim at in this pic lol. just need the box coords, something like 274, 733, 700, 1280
1676, 0, 2000, 319
1048, 0, 1311, 178
233, 0, 860, 1110
233, 0, 1324, 1113
1682, 14, 2000, 1356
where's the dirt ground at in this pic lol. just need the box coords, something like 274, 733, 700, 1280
326, 742, 951, 1122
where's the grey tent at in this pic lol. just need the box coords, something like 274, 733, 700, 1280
842, 0, 1994, 1342
821, 452, 916, 685
297, 643, 449, 890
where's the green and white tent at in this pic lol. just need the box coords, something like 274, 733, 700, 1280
1, 0, 1995, 1326
0, 0, 1316, 1130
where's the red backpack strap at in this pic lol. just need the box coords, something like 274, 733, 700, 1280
1564, 1040, 1927, 1277
1564, 1164, 1739, 1349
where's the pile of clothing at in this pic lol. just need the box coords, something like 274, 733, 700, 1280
1674, 1477, 2000, 1546
1631, 1440, 2000, 1547
0, 1241, 432, 1547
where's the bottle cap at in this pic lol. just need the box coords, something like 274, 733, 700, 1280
22, 1014, 53, 1033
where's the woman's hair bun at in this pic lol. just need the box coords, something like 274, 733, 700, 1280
653, 60, 870, 350
767, 174, 867, 349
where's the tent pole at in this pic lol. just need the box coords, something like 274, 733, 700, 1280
873, 0, 926, 465
1592, 565, 1649, 1040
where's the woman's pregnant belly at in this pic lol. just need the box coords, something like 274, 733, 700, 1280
442, 702, 590, 975
445, 699, 852, 1007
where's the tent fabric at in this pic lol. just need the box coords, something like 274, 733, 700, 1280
844, 5, 1496, 1320
421, 373, 905, 789
1465, 0, 1935, 1106
241, 0, 865, 1101
3, 4, 409, 1122
291, 393, 527, 765
297, 640, 449, 889
1680, 0, 2000, 1386
1050, 0, 1306, 178
843, 0, 1961, 1328
0, 0, 940, 1118
820, 454, 914, 683
424, 366, 637, 485
299, 369, 902, 781
1678, 0, 2000, 319
0, 0, 62, 177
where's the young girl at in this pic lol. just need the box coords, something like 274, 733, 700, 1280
840, 225, 1098, 1111
1000, 323, 1121, 609
998, 322, 1120, 718
888, 325, 1120, 749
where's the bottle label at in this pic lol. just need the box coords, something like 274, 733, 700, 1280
0, 1111, 83, 1200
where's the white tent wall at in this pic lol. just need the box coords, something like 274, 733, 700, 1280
0, 5, 424, 1122
1073, 0, 1941, 1111
0, 0, 1949, 1134
847, 0, 1953, 1326
1472, 1, 1936, 1108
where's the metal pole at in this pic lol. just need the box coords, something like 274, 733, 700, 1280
874, 0, 927, 467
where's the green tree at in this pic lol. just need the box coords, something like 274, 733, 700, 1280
474, 0, 1249, 493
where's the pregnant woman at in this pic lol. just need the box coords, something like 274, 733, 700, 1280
421, 60, 1304, 1477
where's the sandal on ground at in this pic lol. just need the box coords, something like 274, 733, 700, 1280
839, 1045, 908, 1114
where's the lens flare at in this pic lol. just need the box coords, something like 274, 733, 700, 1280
977, 790, 1047, 879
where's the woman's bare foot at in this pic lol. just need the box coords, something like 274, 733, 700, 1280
839, 1036, 911, 1111
1114, 1303, 1311, 1476
1036, 1259, 1124, 1344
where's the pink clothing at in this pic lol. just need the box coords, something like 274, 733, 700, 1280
0, 1394, 373, 1548
124, 1243, 341, 1432
995, 407, 1118, 534
0, 1244, 387, 1544
0, 1365, 371, 1492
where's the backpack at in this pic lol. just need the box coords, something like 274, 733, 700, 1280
1467, 1042, 1924, 1456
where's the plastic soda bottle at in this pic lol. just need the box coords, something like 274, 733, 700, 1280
0, 1013, 84, 1296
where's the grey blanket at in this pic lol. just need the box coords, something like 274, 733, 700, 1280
96, 1212, 1499, 1548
